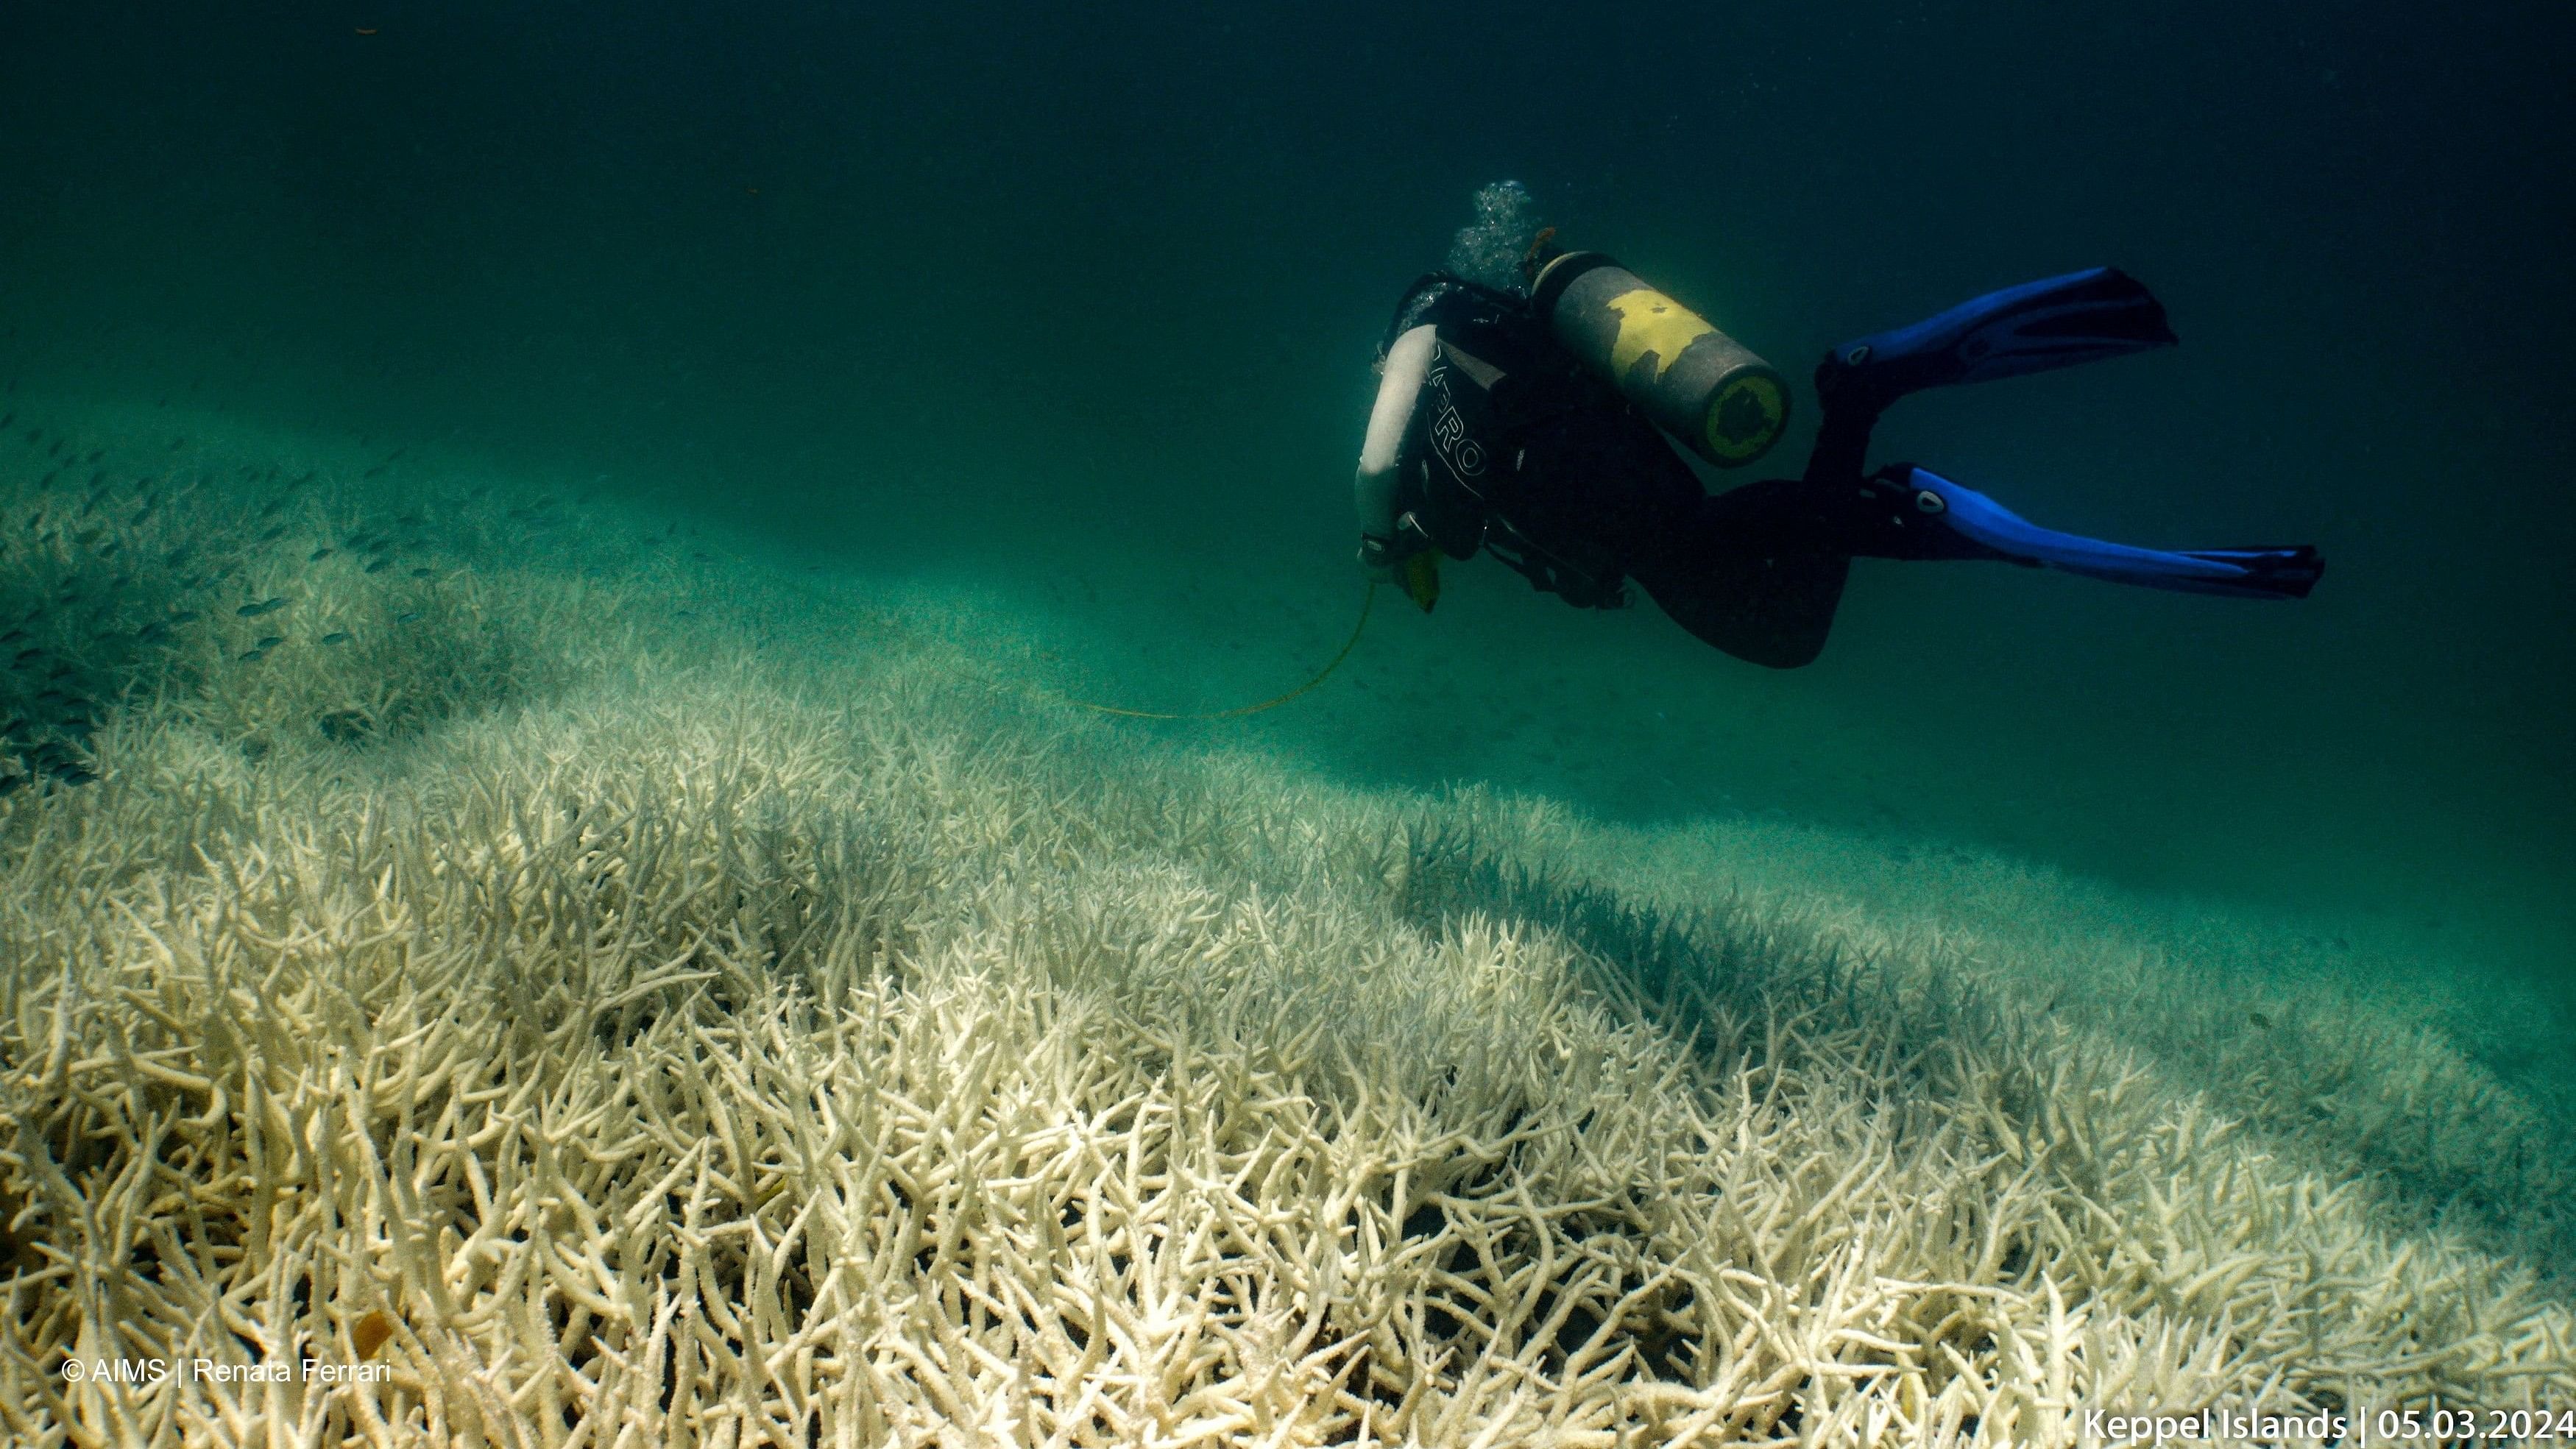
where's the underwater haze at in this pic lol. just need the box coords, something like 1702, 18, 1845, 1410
9, 1, 2570, 968
5, 0, 2575, 1439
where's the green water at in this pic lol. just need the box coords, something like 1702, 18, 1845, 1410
4, 4, 2566, 1003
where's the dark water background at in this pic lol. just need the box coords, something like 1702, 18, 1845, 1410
4, 1, 2569, 985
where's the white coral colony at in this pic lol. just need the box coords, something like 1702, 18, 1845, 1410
1, 420, 2571, 1444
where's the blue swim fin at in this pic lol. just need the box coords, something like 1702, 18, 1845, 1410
1818, 268, 2178, 409
1902, 467, 2323, 599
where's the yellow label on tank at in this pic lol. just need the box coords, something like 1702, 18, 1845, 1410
1704, 374, 1788, 464
1606, 288, 1715, 380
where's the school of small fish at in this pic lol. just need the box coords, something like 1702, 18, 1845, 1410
0, 403, 579, 796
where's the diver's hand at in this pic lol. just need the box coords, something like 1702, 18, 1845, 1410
1360, 532, 1441, 612
1357, 533, 1406, 584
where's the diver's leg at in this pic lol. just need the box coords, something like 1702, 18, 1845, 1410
1875, 465, 2324, 598
1814, 267, 2179, 408
1801, 267, 2179, 487
1685, 466, 2321, 598
1629, 539, 1853, 670
1618, 474, 1862, 670
1619, 468, 2064, 667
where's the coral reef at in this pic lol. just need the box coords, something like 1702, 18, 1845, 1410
1, 407, 2570, 1445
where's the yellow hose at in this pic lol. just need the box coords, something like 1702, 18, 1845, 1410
1055, 583, 1376, 721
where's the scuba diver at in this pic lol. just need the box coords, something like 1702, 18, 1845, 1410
1354, 213, 2322, 668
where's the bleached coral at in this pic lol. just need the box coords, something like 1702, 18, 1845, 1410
1, 411, 2569, 1446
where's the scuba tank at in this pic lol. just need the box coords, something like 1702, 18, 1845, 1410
1527, 251, 1789, 468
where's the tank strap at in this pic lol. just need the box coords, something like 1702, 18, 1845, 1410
1379, 272, 1534, 357
1482, 514, 1628, 610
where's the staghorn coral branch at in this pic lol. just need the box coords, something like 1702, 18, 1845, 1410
0, 437, 2567, 1446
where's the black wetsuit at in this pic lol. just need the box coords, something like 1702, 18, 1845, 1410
1365, 261, 2320, 665
1381, 273, 1982, 668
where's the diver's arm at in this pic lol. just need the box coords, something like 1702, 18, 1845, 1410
1355, 325, 1437, 576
